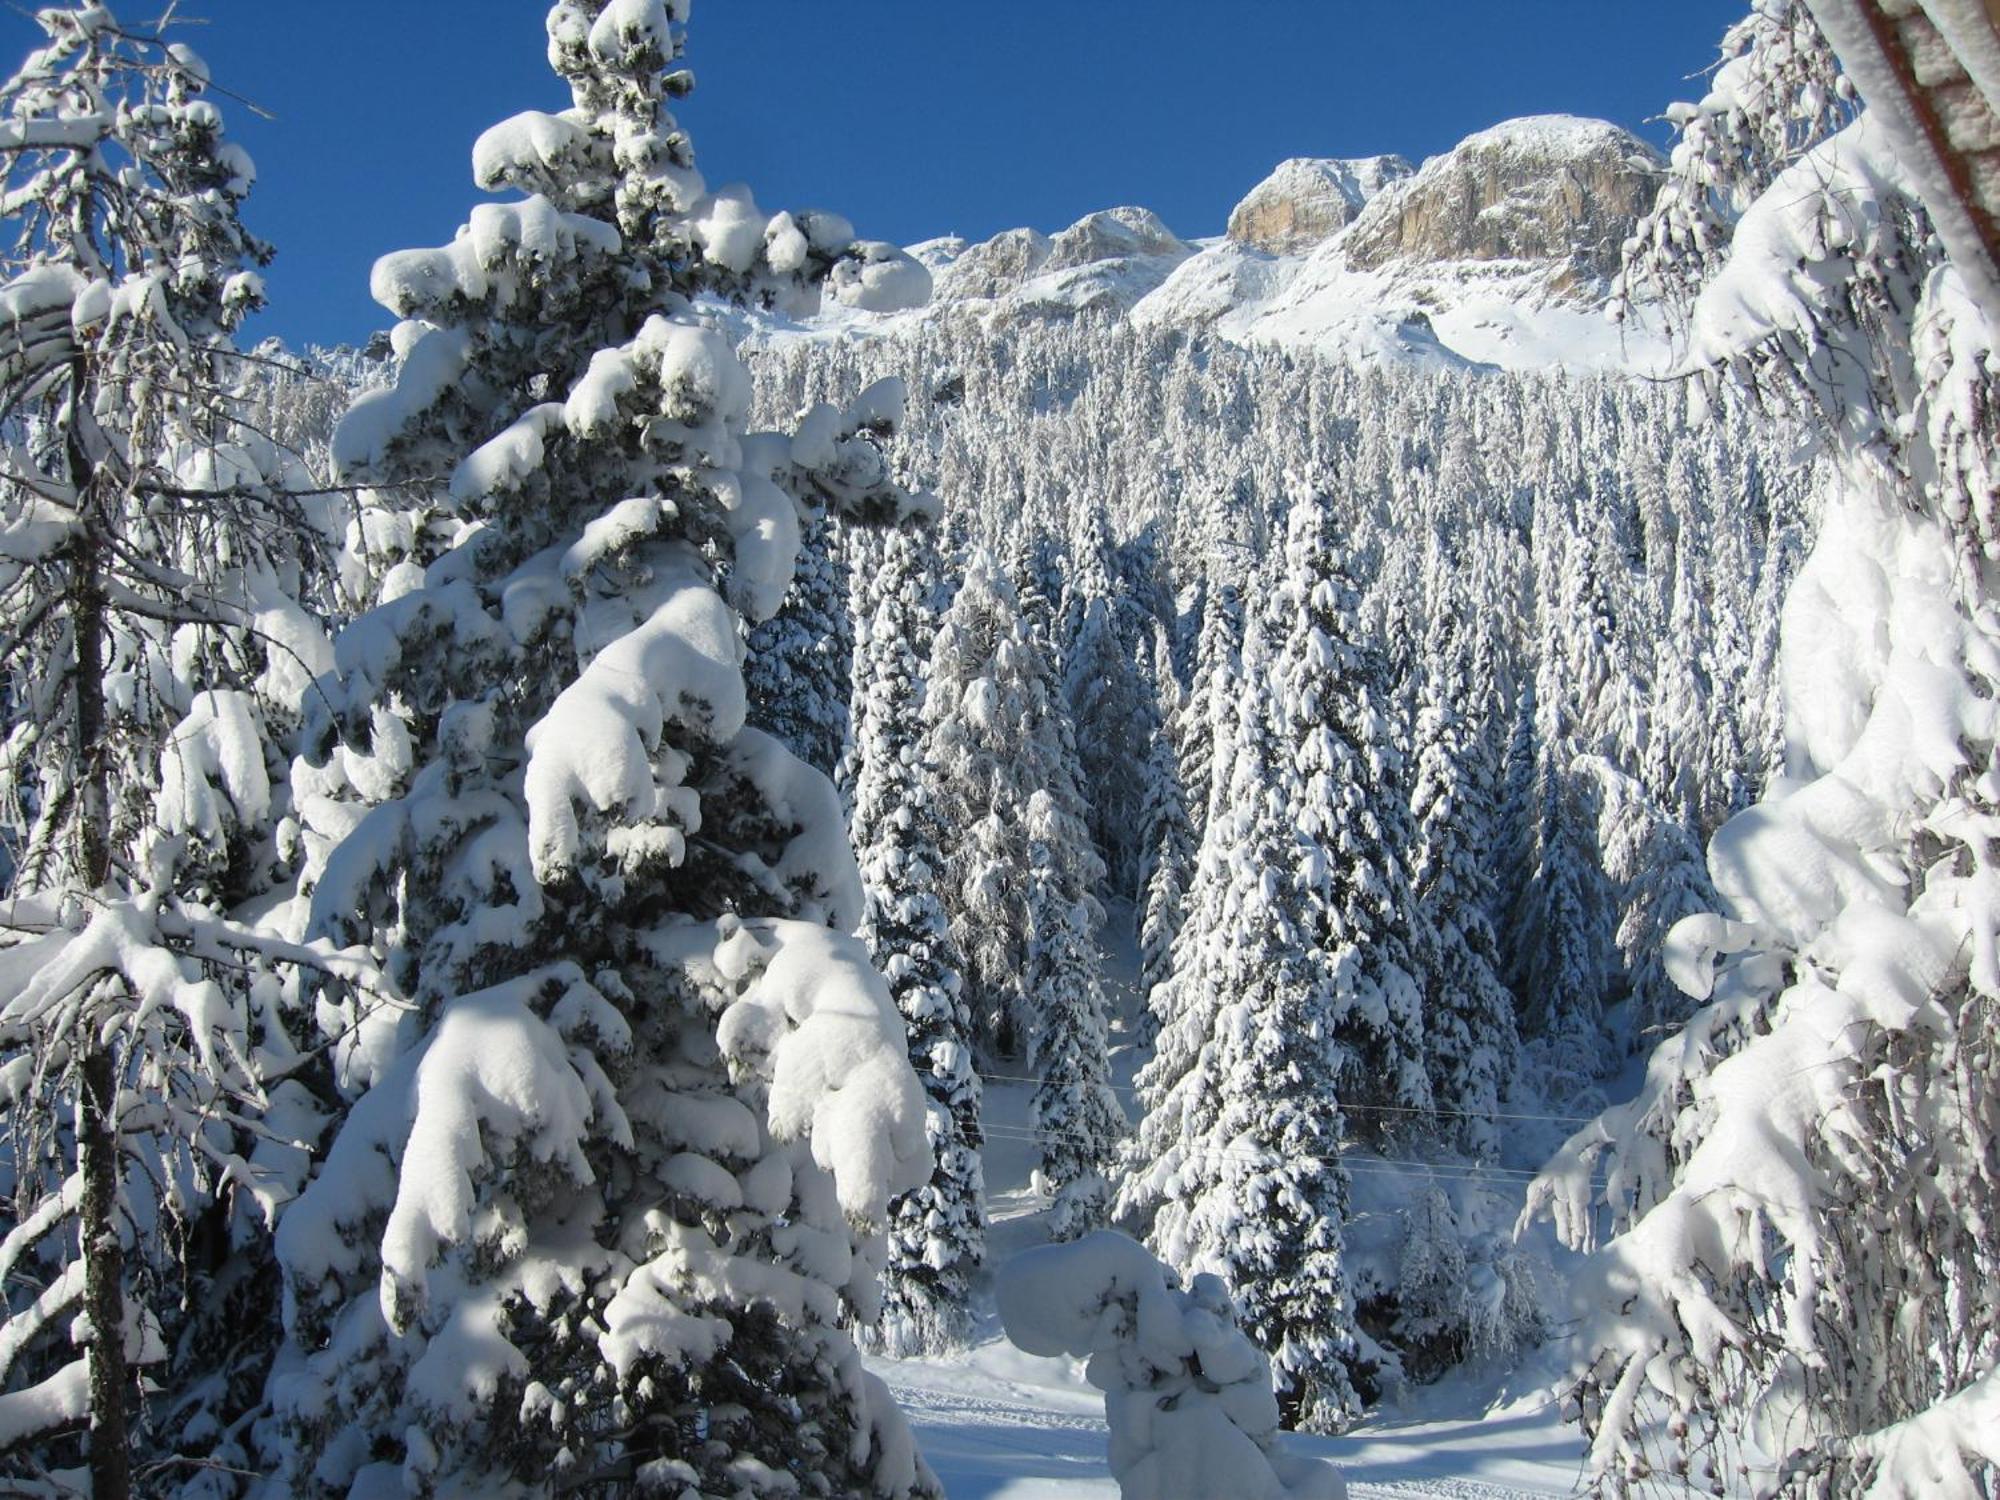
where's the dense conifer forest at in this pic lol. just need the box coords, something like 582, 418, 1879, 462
0, 2, 1996, 1496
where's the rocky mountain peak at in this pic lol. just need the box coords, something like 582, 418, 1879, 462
807, 115, 1673, 373
934, 227, 1054, 303
1225, 155, 1414, 255
926, 208, 1194, 315
1044, 206, 1192, 272
1339, 114, 1663, 296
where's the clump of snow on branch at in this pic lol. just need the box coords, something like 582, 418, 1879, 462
998, 1230, 1348, 1500
1526, 5, 2000, 1493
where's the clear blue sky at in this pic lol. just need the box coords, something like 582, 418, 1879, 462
2, 2, 1747, 349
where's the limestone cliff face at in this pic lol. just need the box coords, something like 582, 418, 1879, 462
935, 227, 1053, 302
826, 115, 1672, 372
1339, 115, 1663, 296
1225, 155, 1413, 255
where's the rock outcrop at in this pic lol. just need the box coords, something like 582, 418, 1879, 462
927, 208, 1194, 315
795, 115, 1675, 374
1226, 155, 1413, 255
935, 227, 1052, 303
1340, 115, 1663, 295
1043, 206, 1191, 272
1019, 207, 1195, 313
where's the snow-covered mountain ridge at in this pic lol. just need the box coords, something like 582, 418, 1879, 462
808, 113, 1674, 374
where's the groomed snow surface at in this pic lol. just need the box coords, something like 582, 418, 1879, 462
871, 905, 1600, 1500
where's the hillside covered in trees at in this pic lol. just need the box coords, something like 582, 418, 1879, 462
0, 2, 1996, 1498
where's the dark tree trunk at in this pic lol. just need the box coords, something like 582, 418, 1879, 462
66, 357, 131, 1500
78, 1043, 129, 1500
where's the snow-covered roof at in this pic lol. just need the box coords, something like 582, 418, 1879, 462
1805, 0, 2000, 332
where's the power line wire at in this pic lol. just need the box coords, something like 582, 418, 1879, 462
974, 1071, 1602, 1129
976, 1120, 1590, 1187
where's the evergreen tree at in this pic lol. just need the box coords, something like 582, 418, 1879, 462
1062, 591, 1157, 898
1119, 617, 1365, 1433
1052, 503, 1164, 898
1407, 552, 1520, 1161
1117, 616, 1249, 1243
924, 544, 1117, 1226
1510, 751, 1613, 1102
1133, 702, 1194, 1039
1056, 501, 1116, 653
1391, 1189, 1471, 1379
746, 509, 852, 779
921, 550, 1038, 1059
1176, 577, 1244, 844
1510, 515, 1621, 1100
1535, 5, 2000, 1489
923, 547, 1099, 1065
0, 10, 319, 1489
1269, 491, 1431, 1131
1587, 756, 1716, 1049
833, 526, 887, 806
266, 6, 937, 1493
1005, 524, 1065, 641
848, 527, 985, 1356
1025, 781, 1124, 1240
1493, 674, 1542, 983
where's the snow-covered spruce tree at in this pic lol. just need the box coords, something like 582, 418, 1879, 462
1492, 676, 1542, 985
1389, 1189, 1469, 1380
1062, 590, 1158, 899
1365, 541, 1422, 768
283, 337, 481, 631
0, 9, 327, 1492
1406, 547, 1520, 1162
920, 548, 1032, 1058
1010, 579, 1124, 1233
1133, 697, 1194, 1041
846, 525, 984, 1357
1585, 756, 1716, 1050
1006, 517, 1067, 642
924, 537, 1121, 1229
921, 546, 1092, 1063
1056, 505, 1162, 900
1528, 4, 2000, 1492
1026, 785, 1124, 1240
1269, 488, 1430, 1135
1640, 505, 1730, 835
833, 524, 898, 805
1510, 745, 1614, 1104
1509, 519, 1622, 1105
1118, 646, 1247, 1239
1389, 1181, 1545, 1385
265, 6, 937, 1495
1056, 501, 1116, 654
1174, 576, 1244, 856
1118, 615, 1365, 1433
745, 508, 851, 780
